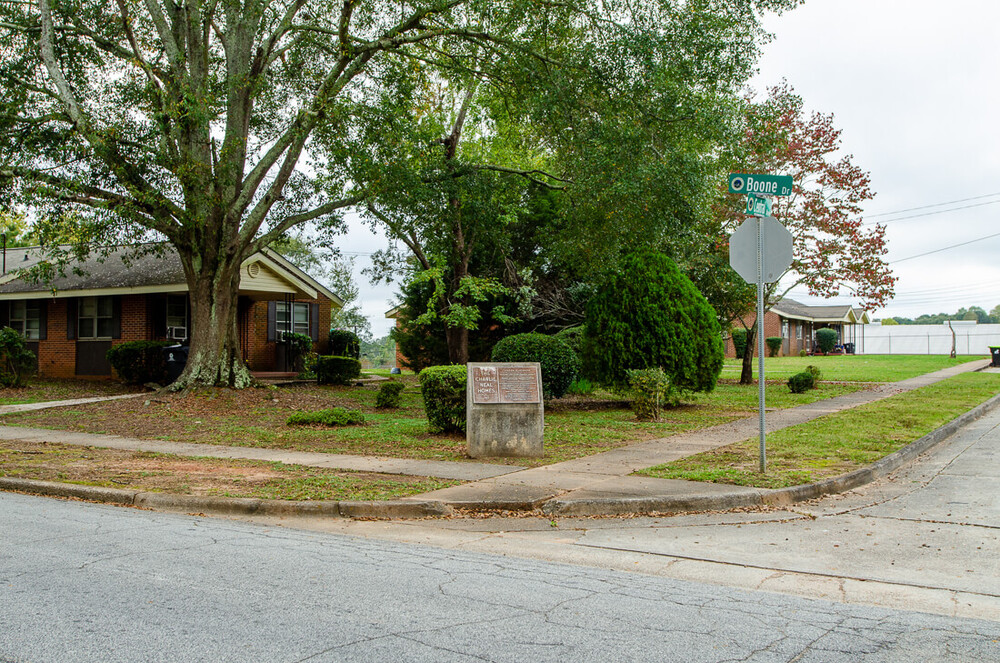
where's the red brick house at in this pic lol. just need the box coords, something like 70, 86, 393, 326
725, 299, 871, 357
0, 245, 342, 378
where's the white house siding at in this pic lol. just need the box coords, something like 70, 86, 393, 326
858, 323, 1000, 355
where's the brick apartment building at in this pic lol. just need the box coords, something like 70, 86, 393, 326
725, 299, 871, 357
0, 245, 342, 378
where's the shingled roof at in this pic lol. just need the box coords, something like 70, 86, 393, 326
771, 298, 870, 323
0, 244, 342, 305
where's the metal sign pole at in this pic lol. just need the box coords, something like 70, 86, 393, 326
756, 217, 767, 473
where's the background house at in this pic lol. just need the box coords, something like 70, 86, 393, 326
725, 298, 871, 357
0, 245, 341, 378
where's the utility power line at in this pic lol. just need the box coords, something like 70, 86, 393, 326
891, 231, 1000, 263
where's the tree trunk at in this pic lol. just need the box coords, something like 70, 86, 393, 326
445, 326, 469, 365
740, 323, 756, 385
170, 255, 254, 390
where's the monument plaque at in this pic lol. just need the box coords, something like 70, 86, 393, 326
466, 362, 544, 458
470, 365, 500, 404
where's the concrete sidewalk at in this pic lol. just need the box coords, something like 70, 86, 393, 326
0, 359, 995, 518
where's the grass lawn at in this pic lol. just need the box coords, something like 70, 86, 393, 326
0, 378, 866, 468
720, 354, 982, 382
0, 440, 457, 500
0, 379, 142, 406
639, 372, 1000, 489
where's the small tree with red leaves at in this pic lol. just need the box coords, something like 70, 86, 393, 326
720, 83, 896, 384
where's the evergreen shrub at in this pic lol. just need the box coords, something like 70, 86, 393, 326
315, 355, 361, 385
731, 329, 748, 359
816, 328, 838, 353
418, 365, 466, 433
375, 380, 405, 409
765, 337, 782, 357
0, 327, 36, 388
287, 407, 365, 427
584, 251, 724, 393
490, 332, 580, 399
106, 340, 172, 385
788, 371, 815, 393
329, 329, 361, 359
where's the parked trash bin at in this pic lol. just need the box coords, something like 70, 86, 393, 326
990, 346, 1000, 368
162, 344, 189, 382
844, 342, 855, 355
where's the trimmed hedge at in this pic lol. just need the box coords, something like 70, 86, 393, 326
315, 355, 361, 385
766, 336, 782, 357
731, 329, 748, 359
491, 332, 579, 399
375, 380, 405, 409
329, 329, 361, 359
418, 365, 466, 433
106, 340, 172, 385
287, 407, 365, 427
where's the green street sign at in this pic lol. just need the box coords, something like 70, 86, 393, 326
729, 173, 793, 197
746, 193, 772, 217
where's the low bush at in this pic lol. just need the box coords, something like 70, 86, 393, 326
788, 371, 816, 394
106, 340, 172, 385
315, 355, 361, 385
418, 365, 466, 433
765, 337, 782, 357
375, 380, 405, 409
553, 326, 584, 359
566, 378, 596, 396
329, 329, 361, 359
806, 365, 822, 382
0, 327, 36, 388
491, 332, 580, 399
731, 329, 748, 359
627, 367, 674, 420
287, 407, 365, 427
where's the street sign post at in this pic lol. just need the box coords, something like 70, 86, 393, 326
745, 193, 772, 217
729, 173, 793, 197
729, 215, 793, 473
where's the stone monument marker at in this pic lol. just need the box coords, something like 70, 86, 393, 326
466, 362, 544, 458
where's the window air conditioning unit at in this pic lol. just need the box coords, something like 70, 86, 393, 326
167, 326, 187, 340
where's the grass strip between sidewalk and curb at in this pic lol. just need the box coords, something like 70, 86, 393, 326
638, 372, 1000, 490
0, 442, 459, 501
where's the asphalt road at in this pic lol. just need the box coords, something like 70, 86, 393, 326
3, 490, 1000, 662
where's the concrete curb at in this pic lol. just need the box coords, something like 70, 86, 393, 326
3, 374, 998, 520
0, 477, 453, 519
541, 390, 1000, 517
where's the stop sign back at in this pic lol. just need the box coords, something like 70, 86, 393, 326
729, 216, 793, 284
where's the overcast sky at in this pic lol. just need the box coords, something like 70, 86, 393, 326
347, 0, 1000, 337
755, 0, 1000, 320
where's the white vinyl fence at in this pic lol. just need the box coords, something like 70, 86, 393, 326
858, 323, 1000, 355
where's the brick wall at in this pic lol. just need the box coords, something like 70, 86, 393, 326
725, 310, 784, 358
32, 293, 333, 377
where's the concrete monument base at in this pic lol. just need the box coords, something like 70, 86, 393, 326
466, 362, 544, 458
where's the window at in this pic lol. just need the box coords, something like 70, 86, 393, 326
78, 296, 114, 339
10, 301, 41, 340
276, 302, 310, 337
796, 323, 802, 340
166, 295, 187, 335
781, 320, 789, 338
